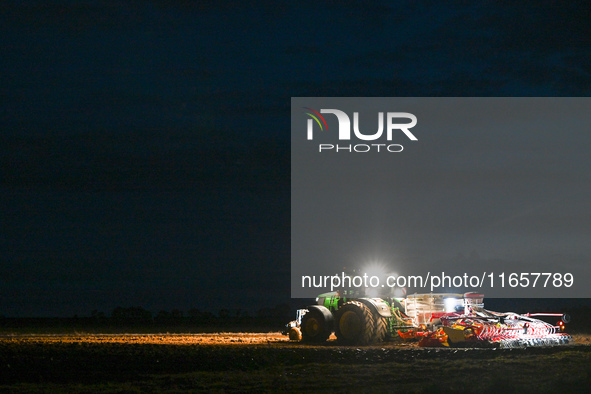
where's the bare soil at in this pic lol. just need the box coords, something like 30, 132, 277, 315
1, 332, 591, 392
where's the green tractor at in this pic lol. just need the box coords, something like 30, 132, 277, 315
285, 288, 411, 345
285, 290, 572, 348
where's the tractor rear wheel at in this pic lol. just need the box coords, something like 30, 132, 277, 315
334, 301, 377, 345
301, 306, 333, 343
374, 315, 388, 342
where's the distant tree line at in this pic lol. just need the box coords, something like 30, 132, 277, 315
0, 303, 294, 333
2, 304, 591, 334
87, 303, 293, 327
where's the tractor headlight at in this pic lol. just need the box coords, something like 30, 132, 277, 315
444, 297, 462, 313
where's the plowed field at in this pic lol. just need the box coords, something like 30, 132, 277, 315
1, 333, 590, 392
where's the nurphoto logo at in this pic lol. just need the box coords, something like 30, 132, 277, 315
303, 108, 417, 153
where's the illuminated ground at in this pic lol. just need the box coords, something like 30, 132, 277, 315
1, 332, 590, 392
2, 331, 589, 346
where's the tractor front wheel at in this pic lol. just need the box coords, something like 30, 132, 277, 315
301, 306, 333, 343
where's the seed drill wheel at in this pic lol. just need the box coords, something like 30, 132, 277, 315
288, 327, 302, 341
335, 301, 377, 345
301, 306, 333, 343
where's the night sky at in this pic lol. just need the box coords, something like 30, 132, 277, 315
1, 1, 590, 317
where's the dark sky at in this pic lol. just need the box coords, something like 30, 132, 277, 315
1, 1, 590, 317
